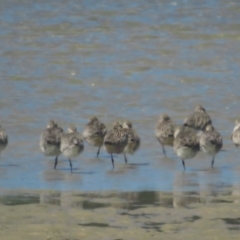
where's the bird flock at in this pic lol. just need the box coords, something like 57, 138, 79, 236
155, 105, 222, 170
39, 117, 141, 172
0, 104, 240, 172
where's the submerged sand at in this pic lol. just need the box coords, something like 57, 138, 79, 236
0, 189, 239, 240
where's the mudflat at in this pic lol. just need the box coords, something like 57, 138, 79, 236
0, 189, 239, 240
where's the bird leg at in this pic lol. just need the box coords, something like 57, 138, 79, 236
211, 155, 215, 168
111, 154, 114, 169
54, 156, 58, 169
181, 159, 186, 171
124, 153, 128, 164
96, 147, 101, 158
69, 159, 73, 173
161, 144, 166, 157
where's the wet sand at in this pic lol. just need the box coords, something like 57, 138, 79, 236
0, 0, 239, 192
0, 189, 239, 240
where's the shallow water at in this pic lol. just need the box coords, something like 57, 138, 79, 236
0, 0, 240, 237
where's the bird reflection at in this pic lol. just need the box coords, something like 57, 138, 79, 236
173, 171, 200, 207
42, 169, 82, 184
34, 169, 239, 210
40, 191, 61, 206
231, 169, 240, 204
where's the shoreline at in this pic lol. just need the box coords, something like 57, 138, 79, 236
0, 188, 239, 239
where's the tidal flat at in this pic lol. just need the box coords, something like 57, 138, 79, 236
0, 188, 239, 240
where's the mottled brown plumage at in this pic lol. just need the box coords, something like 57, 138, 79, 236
173, 126, 200, 170
231, 119, 240, 148
184, 105, 212, 131
60, 126, 84, 173
39, 120, 63, 169
155, 114, 175, 157
104, 122, 128, 168
199, 125, 222, 167
122, 120, 140, 163
82, 117, 107, 157
0, 125, 8, 154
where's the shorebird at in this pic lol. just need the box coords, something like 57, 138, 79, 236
0, 125, 8, 155
155, 114, 175, 157
231, 119, 240, 148
199, 124, 222, 167
183, 105, 212, 131
122, 120, 140, 163
60, 126, 84, 173
173, 126, 200, 170
104, 122, 128, 168
39, 120, 63, 169
82, 117, 107, 157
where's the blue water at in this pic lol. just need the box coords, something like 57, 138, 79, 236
0, 0, 240, 193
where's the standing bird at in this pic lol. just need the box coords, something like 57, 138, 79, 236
0, 124, 8, 155
173, 126, 200, 170
104, 122, 128, 168
122, 120, 140, 163
199, 124, 222, 168
231, 119, 240, 147
39, 120, 63, 169
183, 105, 212, 131
155, 114, 175, 157
60, 126, 84, 173
82, 117, 107, 157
